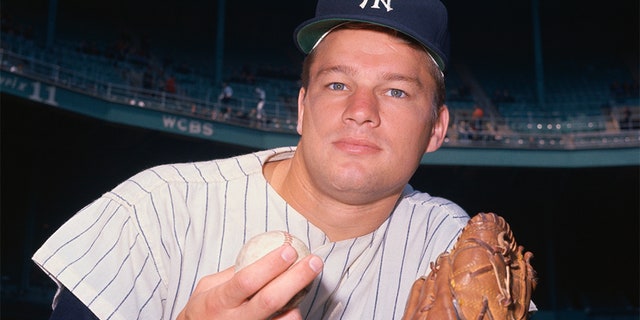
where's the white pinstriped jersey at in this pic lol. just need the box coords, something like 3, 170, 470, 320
33, 146, 469, 320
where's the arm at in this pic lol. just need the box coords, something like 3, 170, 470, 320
49, 287, 99, 320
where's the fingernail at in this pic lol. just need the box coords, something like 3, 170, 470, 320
281, 245, 297, 262
309, 256, 323, 273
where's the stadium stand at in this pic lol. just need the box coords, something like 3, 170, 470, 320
1, 14, 639, 320
2, 27, 638, 151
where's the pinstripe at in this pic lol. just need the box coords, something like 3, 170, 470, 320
150, 190, 171, 259
424, 210, 447, 256
416, 206, 436, 273
137, 277, 162, 319
336, 234, 379, 320
130, 200, 164, 293
189, 163, 209, 294
144, 188, 174, 286
242, 175, 250, 242
40, 200, 111, 267
32, 147, 469, 319
164, 172, 187, 318
107, 254, 151, 319
445, 226, 463, 249
55, 204, 124, 278
284, 195, 291, 231
304, 242, 335, 319
87, 238, 143, 306
216, 181, 230, 272
116, 176, 170, 286
264, 178, 271, 231
236, 156, 250, 243
215, 159, 230, 273
242, 177, 251, 238
213, 158, 228, 181
391, 205, 416, 316
305, 216, 313, 249
71, 216, 132, 290
372, 211, 393, 319
147, 170, 172, 259
334, 226, 380, 319
320, 238, 358, 318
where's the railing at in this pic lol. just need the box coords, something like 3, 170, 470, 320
1, 47, 639, 150
1, 48, 300, 133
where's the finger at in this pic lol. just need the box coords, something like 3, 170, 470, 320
243, 254, 324, 318
191, 267, 235, 295
272, 307, 303, 320
272, 254, 323, 296
178, 267, 237, 319
221, 245, 301, 307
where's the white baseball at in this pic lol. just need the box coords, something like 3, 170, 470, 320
234, 230, 312, 314
235, 230, 311, 271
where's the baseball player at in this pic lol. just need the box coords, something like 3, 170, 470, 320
33, 0, 470, 319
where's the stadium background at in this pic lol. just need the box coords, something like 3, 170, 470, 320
1, 0, 639, 319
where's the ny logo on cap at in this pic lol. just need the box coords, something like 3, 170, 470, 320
359, 0, 393, 12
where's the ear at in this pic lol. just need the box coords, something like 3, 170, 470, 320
296, 87, 306, 135
425, 104, 450, 153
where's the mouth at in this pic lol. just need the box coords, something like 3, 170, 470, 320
333, 137, 382, 155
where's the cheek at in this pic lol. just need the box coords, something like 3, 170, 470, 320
386, 109, 430, 134
301, 99, 339, 134
386, 113, 432, 150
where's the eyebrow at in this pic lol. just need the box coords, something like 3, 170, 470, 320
318, 64, 424, 88
381, 71, 423, 88
317, 64, 355, 78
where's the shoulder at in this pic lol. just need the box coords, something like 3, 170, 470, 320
383, 185, 470, 269
105, 147, 296, 206
393, 185, 470, 248
399, 184, 469, 224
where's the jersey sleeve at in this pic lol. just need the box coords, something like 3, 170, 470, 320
32, 193, 167, 320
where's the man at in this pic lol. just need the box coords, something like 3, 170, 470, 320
255, 87, 267, 125
33, 0, 469, 319
219, 82, 234, 104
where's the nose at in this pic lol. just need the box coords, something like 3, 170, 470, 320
342, 89, 381, 127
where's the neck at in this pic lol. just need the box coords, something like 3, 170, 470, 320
263, 158, 400, 242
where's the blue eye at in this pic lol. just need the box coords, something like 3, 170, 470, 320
329, 83, 346, 91
387, 89, 407, 98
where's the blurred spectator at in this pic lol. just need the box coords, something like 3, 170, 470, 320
471, 104, 484, 138
255, 87, 266, 125
456, 120, 472, 141
165, 75, 176, 94
218, 82, 233, 104
620, 107, 634, 130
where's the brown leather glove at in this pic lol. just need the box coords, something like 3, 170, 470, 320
402, 212, 537, 320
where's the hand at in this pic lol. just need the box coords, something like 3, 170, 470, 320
177, 245, 324, 320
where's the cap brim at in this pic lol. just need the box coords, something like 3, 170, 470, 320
296, 18, 363, 53
294, 17, 447, 71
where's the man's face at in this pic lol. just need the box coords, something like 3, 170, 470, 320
294, 28, 448, 205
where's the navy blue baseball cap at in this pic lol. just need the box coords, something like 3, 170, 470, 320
294, 0, 450, 71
